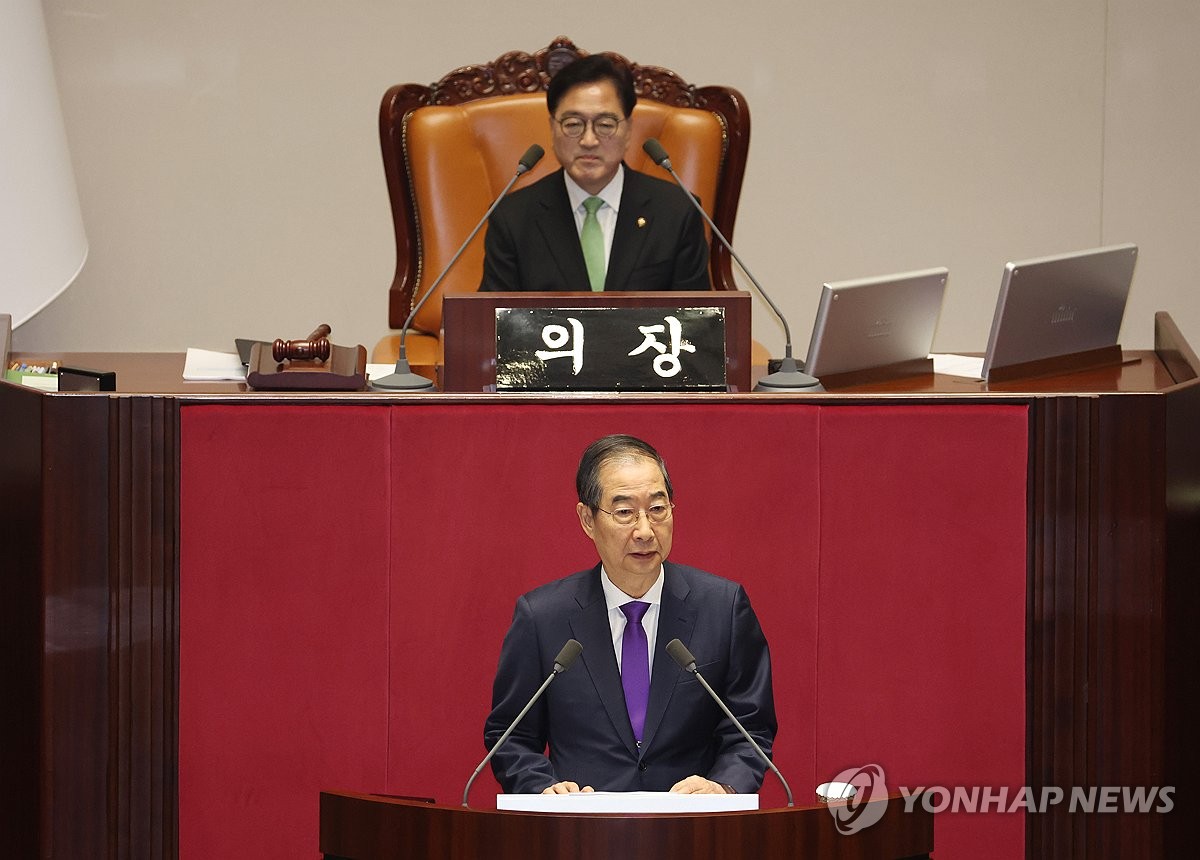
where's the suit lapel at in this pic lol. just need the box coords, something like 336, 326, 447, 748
641, 563, 696, 754
606, 166, 652, 291
534, 170, 591, 290
569, 565, 640, 755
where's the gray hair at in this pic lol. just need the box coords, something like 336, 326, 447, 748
575, 435, 673, 510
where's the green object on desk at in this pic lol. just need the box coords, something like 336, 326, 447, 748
4, 368, 59, 391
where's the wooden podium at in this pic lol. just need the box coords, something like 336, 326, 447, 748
318, 791, 933, 860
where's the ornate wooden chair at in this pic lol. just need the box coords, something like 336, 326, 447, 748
373, 36, 751, 368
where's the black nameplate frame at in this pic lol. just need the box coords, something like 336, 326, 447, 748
495, 306, 726, 391
441, 291, 753, 392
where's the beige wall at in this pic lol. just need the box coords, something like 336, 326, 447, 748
14, 1, 1199, 356
1103, 0, 1200, 349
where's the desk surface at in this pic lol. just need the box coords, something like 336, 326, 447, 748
6, 349, 1183, 399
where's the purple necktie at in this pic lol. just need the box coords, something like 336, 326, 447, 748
620, 601, 651, 743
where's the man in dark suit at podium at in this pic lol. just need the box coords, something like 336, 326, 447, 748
485, 435, 777, 795
478, 55, 711, 294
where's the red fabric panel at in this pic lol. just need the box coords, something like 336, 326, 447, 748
177, 401, 1027, 858
815, 405, 1028, 859
179, 406, 392, 860
383, 403, 821, 810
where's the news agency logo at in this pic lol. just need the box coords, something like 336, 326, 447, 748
900, 784, 1176, 815
823, 764, 889, 835
822, 763, 1176, 836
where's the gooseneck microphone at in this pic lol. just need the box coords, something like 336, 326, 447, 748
371, 144, 545, 392
642, 139, 822, 392
665, 638, 794, 806
461, 638, 583, 807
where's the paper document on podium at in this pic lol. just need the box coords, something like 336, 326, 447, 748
931, 353, 985, 378
183, 348, 246, 381
497, 792, 759, 813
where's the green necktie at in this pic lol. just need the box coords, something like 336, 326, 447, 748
581, 196, 605, 292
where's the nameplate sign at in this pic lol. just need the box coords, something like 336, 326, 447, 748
495, 306, 727, 391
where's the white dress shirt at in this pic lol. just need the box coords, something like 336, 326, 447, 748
564, 166, 624, 270
600, 563, 664, 675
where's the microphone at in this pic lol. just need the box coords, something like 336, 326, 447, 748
371, 144, 546, 391
665, 638, 794, 806
642, 139, 822, 392
461, 637, 583, 807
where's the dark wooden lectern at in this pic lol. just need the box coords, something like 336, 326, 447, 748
318, 790, 933, 859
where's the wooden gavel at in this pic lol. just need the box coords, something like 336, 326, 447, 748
273, 325, 332, 363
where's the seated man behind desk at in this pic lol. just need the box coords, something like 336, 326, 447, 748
485, 435, 777, 794
479, 55, 711, 293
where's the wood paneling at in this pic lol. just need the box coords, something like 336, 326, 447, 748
4, 321, 1197, 858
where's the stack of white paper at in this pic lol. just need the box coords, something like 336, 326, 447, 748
496, 791, 759, 814
182, 348, 245, 381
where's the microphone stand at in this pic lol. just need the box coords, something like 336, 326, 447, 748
666, 638, 794, 806
461, 639, 583, 807
371, 145, 545, 391
642, 139, 822, 392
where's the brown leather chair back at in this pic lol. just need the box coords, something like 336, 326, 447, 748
377, 36, 750, 363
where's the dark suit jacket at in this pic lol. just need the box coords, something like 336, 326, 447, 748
485, 561, 777, 794
479, 166, 711, 293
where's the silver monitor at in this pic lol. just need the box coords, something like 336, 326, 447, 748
804, 267, 948, 378
981, 243, 1137, 381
